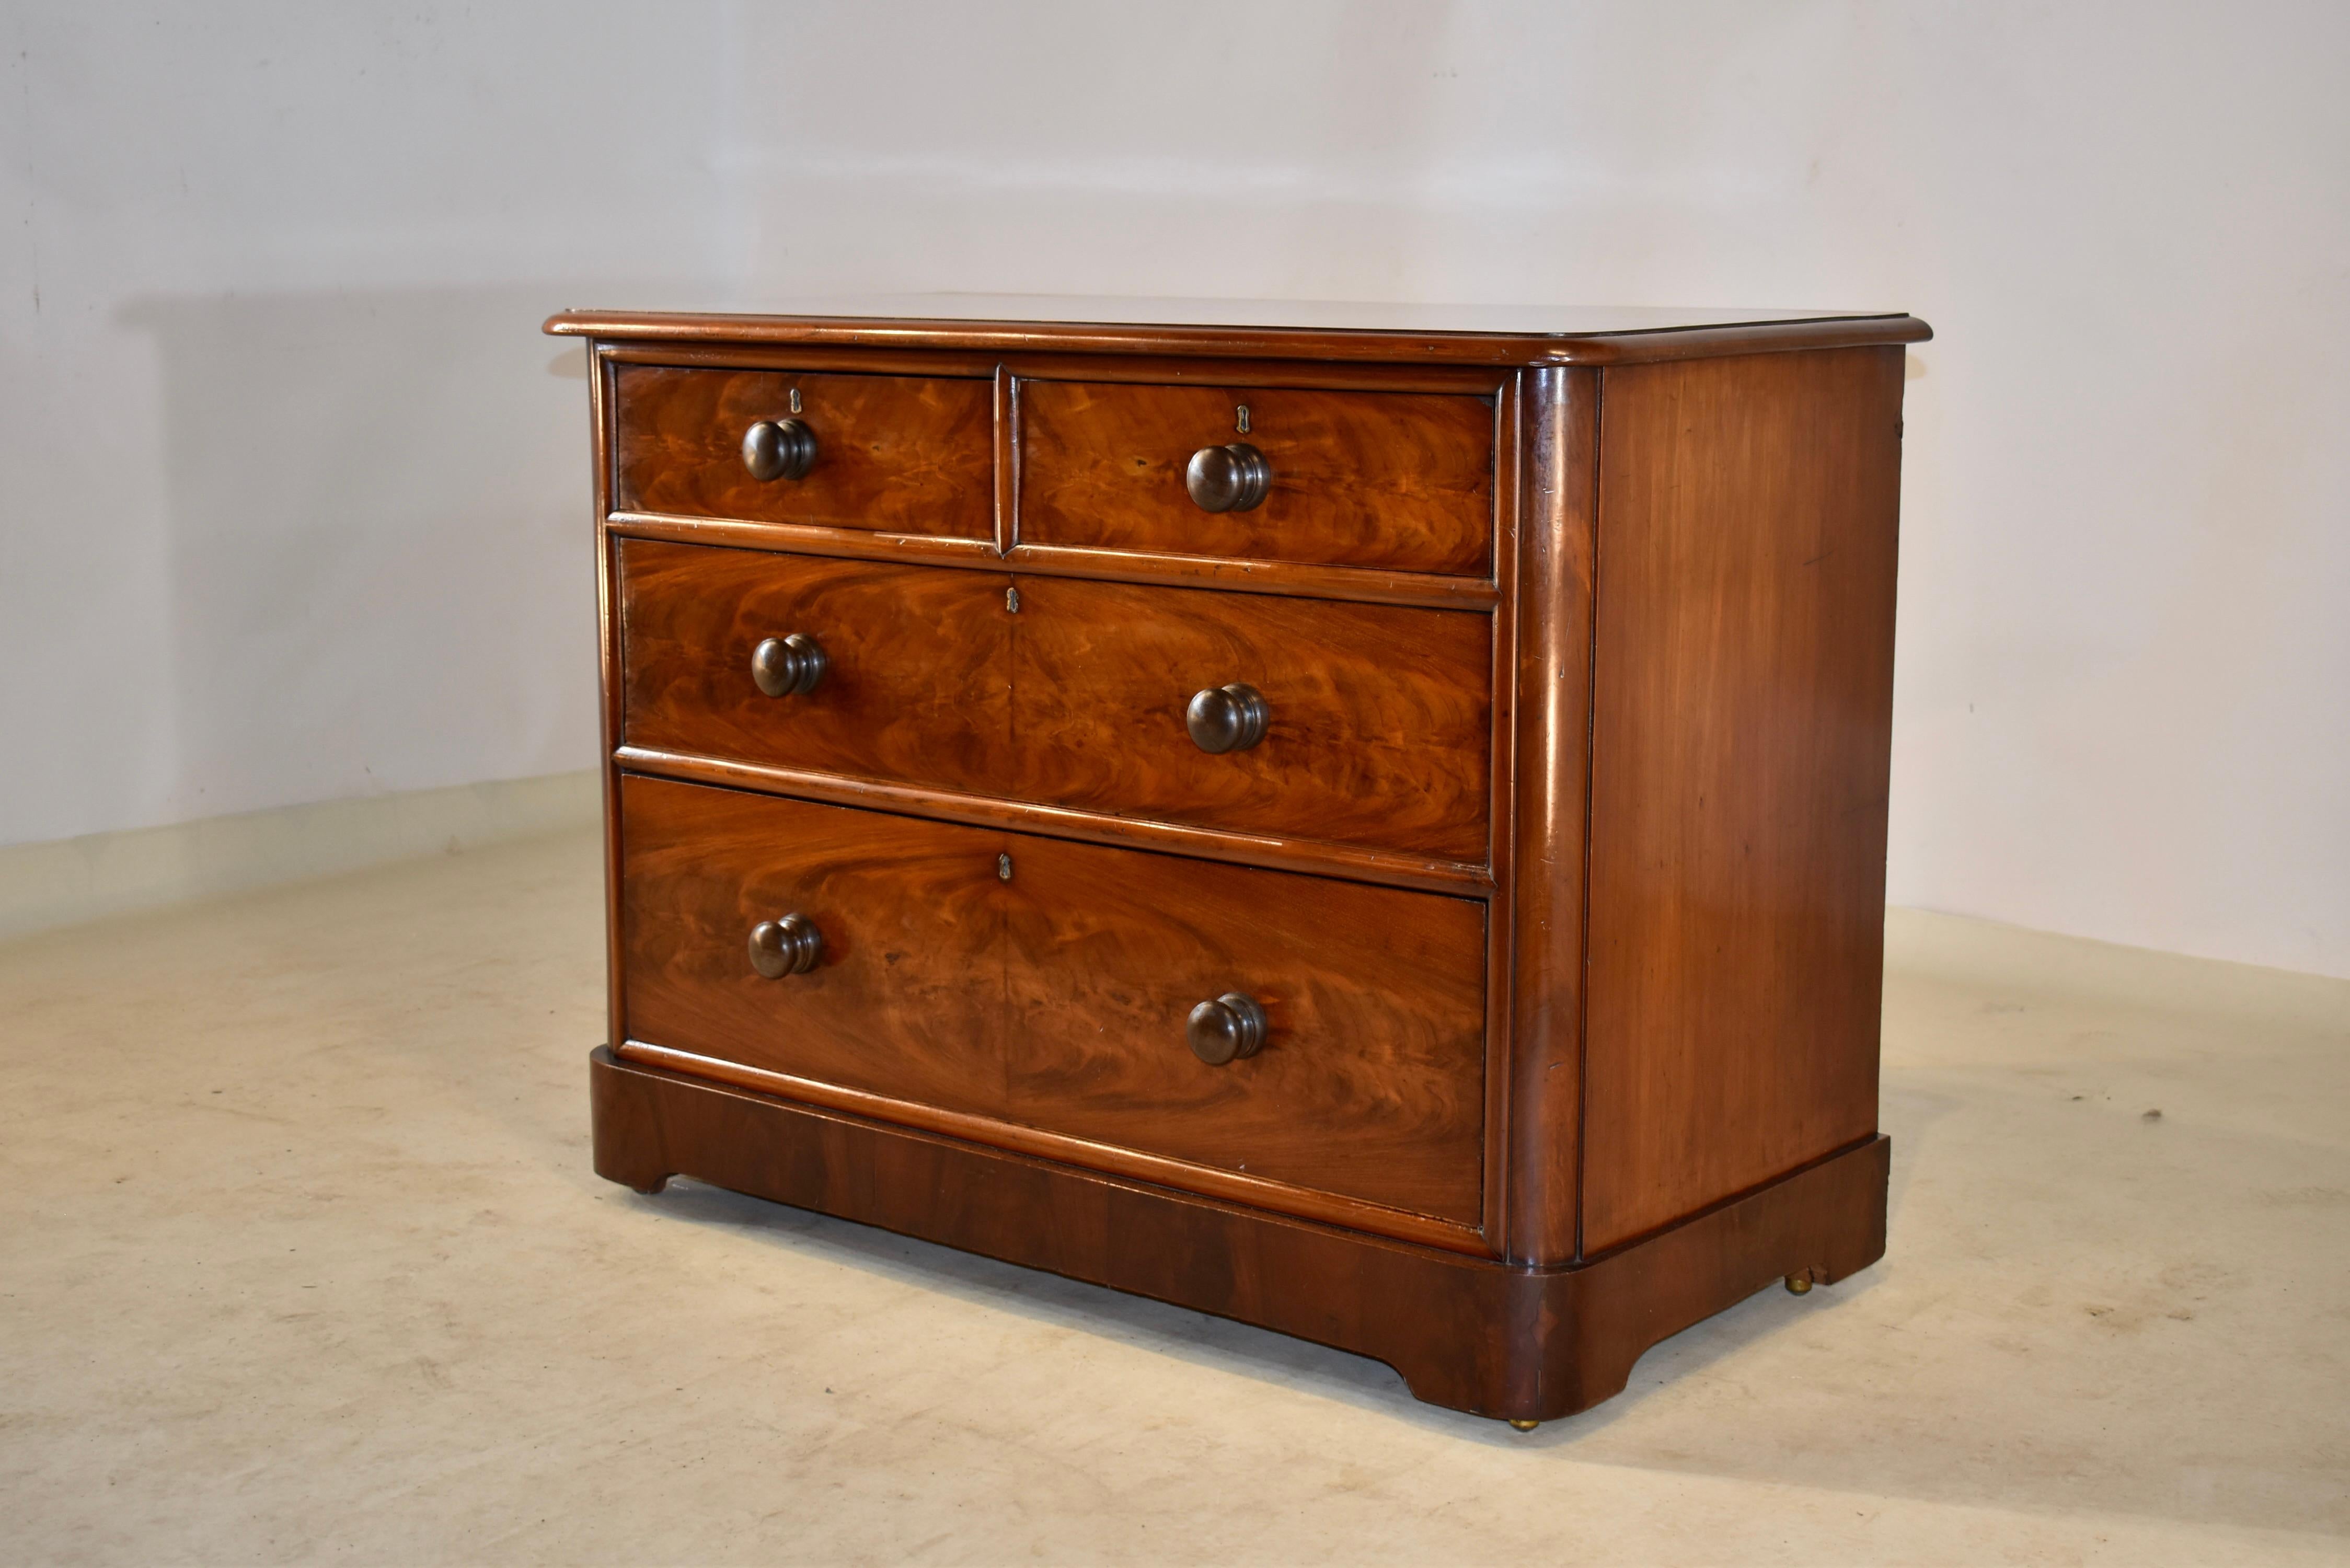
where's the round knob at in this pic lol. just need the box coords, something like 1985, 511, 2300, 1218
1185, 683, 1269, 754
1184, 442, 1271, 513
1187, 993, 1267, 1066
748, 914, 824, 978
741, 418, 817, 482
751, 633, 827, 697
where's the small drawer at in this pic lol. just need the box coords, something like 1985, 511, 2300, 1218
618, 539, 1013, 793
613, 365, 993, 537
1017, 379, 1494, 575
1009, 575, 1492, 862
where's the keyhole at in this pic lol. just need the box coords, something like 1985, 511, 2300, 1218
789, 388, 803, 414
1235, 403, 1251, 434
997, 852, 1012, 882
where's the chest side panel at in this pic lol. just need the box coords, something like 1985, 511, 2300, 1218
1581, 345, 1905, 1253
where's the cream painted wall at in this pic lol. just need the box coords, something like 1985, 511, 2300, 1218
1, 6, 731, 845
6, 3, 2345, 977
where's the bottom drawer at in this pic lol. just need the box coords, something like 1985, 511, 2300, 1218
618, 776, 1487, 1228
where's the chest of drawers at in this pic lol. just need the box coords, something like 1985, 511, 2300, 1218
546, 299, 1929, 1426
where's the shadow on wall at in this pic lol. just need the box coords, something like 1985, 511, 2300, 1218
114, 286, 607, 821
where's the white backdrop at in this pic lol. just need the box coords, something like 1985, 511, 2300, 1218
5, 2, 2344, 976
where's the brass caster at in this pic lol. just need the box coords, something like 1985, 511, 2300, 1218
1506, 1419, 1540, 1432
1784, 1273, 1813, 1295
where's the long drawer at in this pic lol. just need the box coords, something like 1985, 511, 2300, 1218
618, 777, 1487, 1226
617, 540, 1491, 861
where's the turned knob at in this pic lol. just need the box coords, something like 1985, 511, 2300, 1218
741, 418, 817, 481
748, 914, 824, 978
750, 633, 827, 697
1187, 993, 1267, 1065
1184, 442, 1271, 512
1185, 683, 1268, 754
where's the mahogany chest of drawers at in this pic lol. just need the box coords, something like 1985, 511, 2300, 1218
545, 299, 1930, 1426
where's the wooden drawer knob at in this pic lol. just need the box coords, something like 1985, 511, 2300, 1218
1185, 683, 1268, 753
741, 418, 817, 481
1184, 442, 1271, 512
750, 633, 827, 697
748, 914, 824, 978
1187, 993, 1267, 1065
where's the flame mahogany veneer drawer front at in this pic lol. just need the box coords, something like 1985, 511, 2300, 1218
1010, 573, 1490, 861
612, 364, 994, 536
618, 776, 1488, 1229
617, 539, 1015, 797
617, 538, 1491, 861
1017, 378, 1496, 575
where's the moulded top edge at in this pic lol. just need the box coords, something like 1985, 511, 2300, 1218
542, 298, 1932, 366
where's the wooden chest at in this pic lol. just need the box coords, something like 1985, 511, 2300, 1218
545, 299, 1929, 1426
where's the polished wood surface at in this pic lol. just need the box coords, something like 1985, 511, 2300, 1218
603, 339, 1513, 396
557, 299, 1926, 1420
615, 745, 1491, 895
619, 777, 1007, 1119
1579, 347, 1903, 1252
551, 303, 1932, 367
592, 1046, 1891, 1421
620, 776, 1488, 1232
618, 539, 1013, 794
609, 511, 1499, 610
1018, 379, 1494, 575
1003, 834, 1487, 1224
613, 365, 992, 536
1503, 367, 1599, 1265
615, 1040, 1484, 1252
1010, 575, 1491, 860
621, 541, 1489, 863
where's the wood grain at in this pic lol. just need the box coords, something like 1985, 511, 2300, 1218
602, 339, 1513, 395
1580, 347, 1904, 1252
618, 777, 1486, 1232
1002, 835, 1488, 1225
618, 538, 1015, 794
551, 307, 1934, 367
615, 745, 1493, 896
613, 364, 993, 536
566, 301, 1926, 1419
618, 776, 1009, 1119
593, 1046, 1893, 1421
1010, 574, 1492, 860
1018, 379, 1494, 575
1503, 366, 1598, 1265
608, 506, 1503, 609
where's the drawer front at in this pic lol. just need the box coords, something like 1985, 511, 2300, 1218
613, 365, 993, 537
618, 539, 1013, 793
1010, 575, 1492, 861
618, 779, 1485, 1228
1004, 834, 1487, 1226
619, 777, 1008, 1119
1018, 379, 1494, 575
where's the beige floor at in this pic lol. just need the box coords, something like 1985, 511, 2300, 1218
2, 827, 2345, 1566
